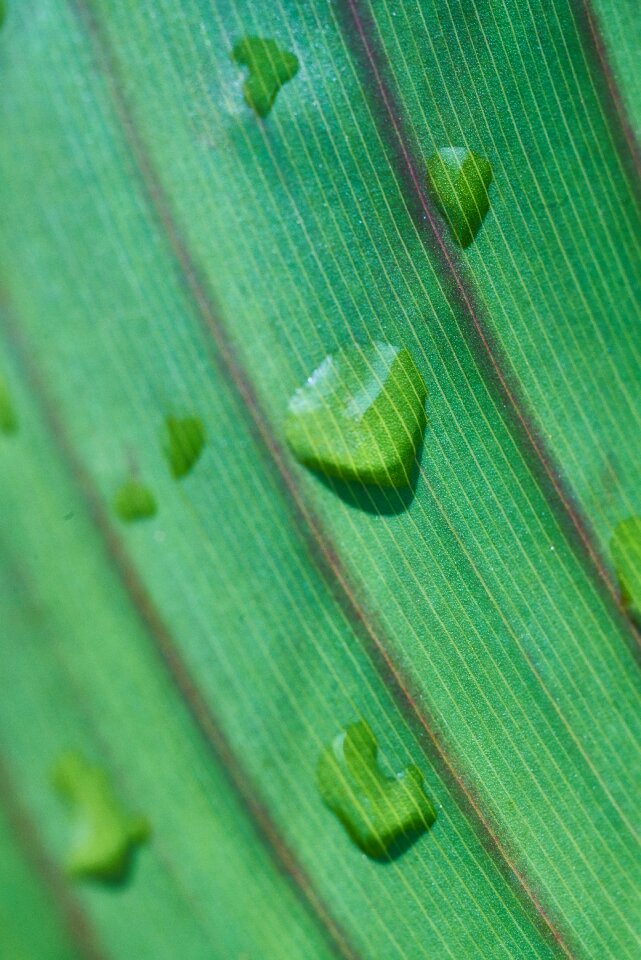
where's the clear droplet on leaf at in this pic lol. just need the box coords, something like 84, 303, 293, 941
113, 479, 157, 523
163, 415, 206, 479
231, 36, 299, 118
426, 147, 493, 247
285, 342, 427, 488
0, 378, 17, 434
317, 721, 436, 858
52, 752, 150, 883
611, 516, 641, 625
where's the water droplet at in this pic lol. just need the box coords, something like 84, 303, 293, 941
113, 480, 157, 523
231, 36, 299, 117
0, 378, 17, 434
285, 342, 427, 488
317, 720, 436, 858
426, 147, 493, 248
163, 415, 206, 479
611, 516, 641, 625
52, 752, 150, 882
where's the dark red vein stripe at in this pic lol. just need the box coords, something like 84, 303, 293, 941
0, 756, 106, 960
578, 0, 641, 191
0, 303, 360, 960
0, 548, 238, 955
335, 0, 641, 661
1, 289, 573, 958
45, 2, 575, 954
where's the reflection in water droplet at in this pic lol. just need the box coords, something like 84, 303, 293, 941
231, 36, 299, 117
0, 378, 17, 434
113, 480, 157, 523
611, 516, 641, 626
163, 415, 206, 479
285, 342, 427, 489
52, 752, 150, 882
317, 720, 436, 858
427, 147, 493, 248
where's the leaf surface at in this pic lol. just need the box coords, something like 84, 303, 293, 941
1, 0, 641, 958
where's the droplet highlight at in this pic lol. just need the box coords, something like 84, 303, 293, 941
317, 721, 436, 858
427, 147, 493, 248
52, 752, 150, 882
611, 516, 641, 625
231, 36, 299, 117
0, 378, 17, 434
163, 415, 206, 479
113, 479, 157, 523
285, 341, 427, 488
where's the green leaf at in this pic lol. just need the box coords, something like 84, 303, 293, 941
0, 787, 88, 960
1, 0, 641, 957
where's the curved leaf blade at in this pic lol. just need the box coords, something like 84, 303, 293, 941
1, 0, 641, 958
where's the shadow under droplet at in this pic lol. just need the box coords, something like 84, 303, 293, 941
315, 443, 422, 516
370, 827, 428, 864
74, 848, 145, 892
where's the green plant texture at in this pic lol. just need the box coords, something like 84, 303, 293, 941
1, 0, 641, 958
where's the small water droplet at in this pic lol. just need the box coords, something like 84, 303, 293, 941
163, 415, 206, 479
0, 378, 17, 434
230, 36, 299, 117
52, 752, 150, 882
285, 342, 427, 488
611, 516, 641, 625
113, 480, 157, 523
426, 147, 493, 248
317, 720, 436, 858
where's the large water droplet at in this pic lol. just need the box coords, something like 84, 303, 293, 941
317, 720, 436, 858
426, 147, 493, 248
0, 378, 17, 434
285, 342, 427, 488
113, 479, 157, 523
611, 516, 641, 625
231, 36, 299, 117
52, 752, 150, 882
163, 415, 205, 479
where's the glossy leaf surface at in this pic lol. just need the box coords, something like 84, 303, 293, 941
1, 0, 640, 957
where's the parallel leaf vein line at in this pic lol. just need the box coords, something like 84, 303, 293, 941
55, 5, 581, 955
